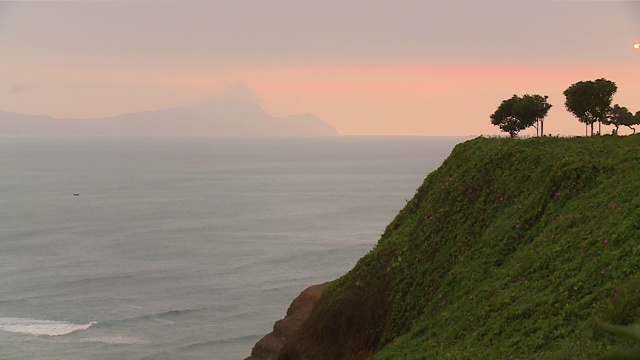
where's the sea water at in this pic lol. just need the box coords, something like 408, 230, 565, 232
0, 136, 467, 359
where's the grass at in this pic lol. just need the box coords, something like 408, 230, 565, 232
277, 135, 640, 360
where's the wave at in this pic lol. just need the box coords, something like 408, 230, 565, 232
100, 307, 215, 328
120, 308, 205, 323
78, 335, 148, 345
177, 334, 261, 351
0, 317, 96, 336
219, 242, 369, 276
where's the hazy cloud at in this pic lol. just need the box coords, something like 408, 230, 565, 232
2, 1, 637, 66
8, 84, 27, 94
220, 82, 260, 104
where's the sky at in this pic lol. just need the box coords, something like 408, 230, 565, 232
0, 0, 638, 136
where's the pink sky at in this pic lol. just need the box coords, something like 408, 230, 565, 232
251, 63, 640, 136
0, 1, 638, 136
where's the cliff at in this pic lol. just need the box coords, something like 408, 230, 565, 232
268, 136, 640, 359
246, 282, 332, 360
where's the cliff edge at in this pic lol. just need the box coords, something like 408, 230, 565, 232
266, 136, 640, 359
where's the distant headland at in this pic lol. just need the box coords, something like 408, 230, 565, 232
0, 100, 338, 137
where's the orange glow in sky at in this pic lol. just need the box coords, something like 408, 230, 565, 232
634, 42, 640, 50
2, 61, 640, 136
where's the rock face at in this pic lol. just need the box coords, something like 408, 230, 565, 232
246, 282, 332, 360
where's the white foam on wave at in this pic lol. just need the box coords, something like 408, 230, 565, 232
0, 317, 96, 336
79, 335, 148, 345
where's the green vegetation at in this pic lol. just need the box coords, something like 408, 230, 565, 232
597, 321, 640, 359
490, 78, 640, 138
605, 105, 639, 136
490, 94, 552, 138
278, 136, 640, 360
564, 78, 618, 136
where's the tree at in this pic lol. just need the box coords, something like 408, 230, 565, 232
622, 110, 640, 135
605, 104, 635, 135
517, 94, 552, 136
491, 95, 526, 138
622, 112, 639, 135
563, 78, 617, 136
490, 94, 552, 138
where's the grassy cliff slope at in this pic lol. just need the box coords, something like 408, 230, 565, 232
278, 136, 640, 360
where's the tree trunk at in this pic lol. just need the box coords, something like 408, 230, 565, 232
541, 120, 544, 137
591, 123, 594, 137
598, 121, 601, 136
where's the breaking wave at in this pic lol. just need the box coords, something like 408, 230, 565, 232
0, 317, 96, 336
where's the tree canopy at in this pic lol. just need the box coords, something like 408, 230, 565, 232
517, 94, 552, 137
490, 94, 552, 138
563, 78, 617, 136
606, 105, 639, 135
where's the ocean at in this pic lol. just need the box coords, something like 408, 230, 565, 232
0, 136, 467, 359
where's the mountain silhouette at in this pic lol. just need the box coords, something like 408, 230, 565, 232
0, 100, 338, 137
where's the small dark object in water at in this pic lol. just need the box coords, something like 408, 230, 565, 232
73, 193, 80, 196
